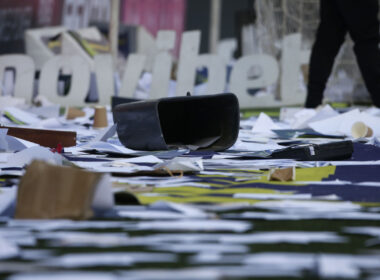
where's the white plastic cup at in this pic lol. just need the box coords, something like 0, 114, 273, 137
351, 121, 373, 138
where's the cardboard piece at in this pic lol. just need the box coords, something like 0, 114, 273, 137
93, 106, 108, 128
351, 122, 373, 138
66, 107, 86, 120
15, 160, 111, 220
1, 125, 76, 148
268, 167, 296, 182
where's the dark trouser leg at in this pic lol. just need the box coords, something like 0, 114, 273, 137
336, 0, 380, 107
305, 0, 347, 108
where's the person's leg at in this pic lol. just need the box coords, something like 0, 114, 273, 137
305, 0, 347, 108
337, 0, 380, 107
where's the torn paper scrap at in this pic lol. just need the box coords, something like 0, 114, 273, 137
268, 167, 296, 182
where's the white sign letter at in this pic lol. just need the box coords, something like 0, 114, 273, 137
94, 54, 115, 105
280, 33, 310, 105
230, 54, 279, 108
119, 54, 146, 98
39, 55, 90, 106
0, 55, 35, 102
150, 30, 175, 99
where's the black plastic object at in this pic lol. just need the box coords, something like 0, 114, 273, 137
111, 96, 141, 110
113, 93, 240, 151
270, 140, 354, 161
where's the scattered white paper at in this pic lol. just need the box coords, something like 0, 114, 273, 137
91, 174, 114, 211
233, 193, 312, 200
120, 268, 221, 280
344, 227, 380, 237
0, 128, 8, 151
0, 228, 36, 246
74, 160, 153, 174
308, 109, 363, 136
0, 187, 17, 215
0, 96, 26, 110
7, 220, 131, 232
253, 200, 361, 213
309, 109, 360, 135
290, 105, 338, 129
150, 201, 207, 217
6, 146, 64, 168
0, 133, 38, 152
36, 231, 130, 247
151, 243, 249, 253
0, 236, 19, 259
110, 155, 163, 164
251, 112, 280, 137
289, 108, 317, 129
230, 139, 283, 151
90, 124, 117, 143
337, 111, 380, 137
44, 252, 176, 268
80, 141, 138, 155
154, 157, 203, 172
0, 152, 11, 163
136, 219, 252, 233
317, 254, 380, 279
224, 211, 380, 221
279, 107, 303, 123
220, 231, 345, 244
7, 272, 117, 280
118, 210, 196, 220
26, 105, 60, 119
20, 249, 54, 261
3, 107, 41, 125
244, 252, 315, 271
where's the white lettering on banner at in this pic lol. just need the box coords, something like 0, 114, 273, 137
0, 31, 310, 108
0, 54, 35, 102
39, 55, 90, 106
